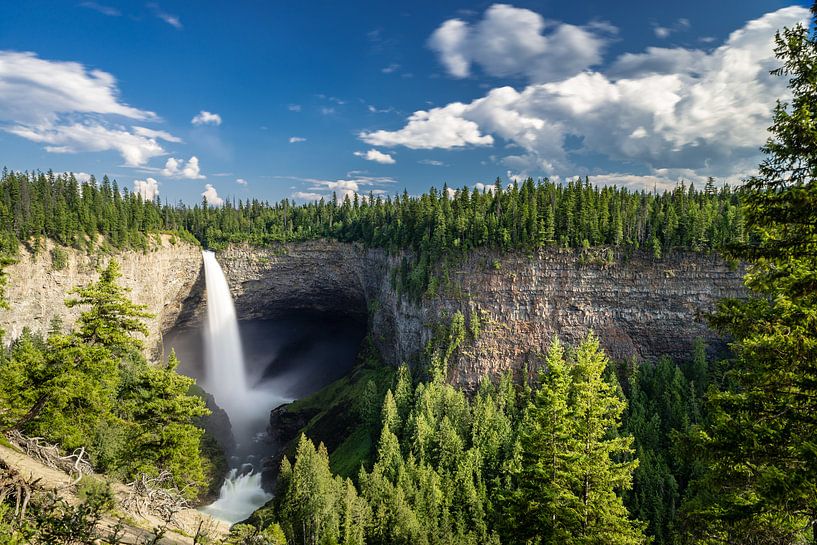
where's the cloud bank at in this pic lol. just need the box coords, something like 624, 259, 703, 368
364, 5, 810, 187
0, 51, 178, 166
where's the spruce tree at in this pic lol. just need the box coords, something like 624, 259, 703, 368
566, 333, 645, 545
686, 5, 817, 543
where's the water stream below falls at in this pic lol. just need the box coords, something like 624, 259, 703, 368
199, 251, 277, 523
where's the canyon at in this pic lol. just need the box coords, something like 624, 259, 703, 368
3, 238, 747, 389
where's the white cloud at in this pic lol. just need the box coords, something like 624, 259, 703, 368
654, 18, 692, 39
133, 126, 182, 142
289, 136, 306, 143
133, 177, 159, 200
201, 184, 223, 206
292, 191, 325, 201
428, 4, 613, 83
320, 107, 335, 115
161, 156, 205, 179
360, 102, 493, 149
419, 159, 445, 166
191, 110, 221, 126
0, 51, 180, 166
288, 175, 396, 202
354, 149, 396, 164
80, 2, 120, 16
0, 51, 154, 124
149, 3, 182, 29
60, 171, 92, 183
382, 63, 400, 74
236, 178, 248, 186
288, 104, 302, 112
8, 122, 174, 166
363, 6, 810, 184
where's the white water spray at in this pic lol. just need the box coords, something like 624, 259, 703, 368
200, 251, 274, 523
202, 251, 250, 430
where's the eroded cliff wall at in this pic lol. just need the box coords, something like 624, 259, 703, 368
1, 236, 202, 354
176, 241, 746, 389
3, 238, 747, 388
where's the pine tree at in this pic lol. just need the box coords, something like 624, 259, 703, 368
566, 333, 645, 545
501, 337, 573, 544
686, 6, 817, 543
66, 260, 152, 353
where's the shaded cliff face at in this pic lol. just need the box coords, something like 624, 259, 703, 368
1, 236, 202, 354
174, 241, 746, 389
3, 237, 747, 388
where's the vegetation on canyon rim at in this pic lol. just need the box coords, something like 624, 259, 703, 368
0, 3, 815, 544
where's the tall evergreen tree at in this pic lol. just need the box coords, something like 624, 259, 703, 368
686, 5, 817, 543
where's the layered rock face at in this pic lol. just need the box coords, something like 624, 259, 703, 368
176, 241, 747, 389
3, 238, 747, 388
1, 236, 202, 354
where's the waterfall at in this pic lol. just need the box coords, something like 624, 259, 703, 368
200, 250, 274, 523
202, 250, 250, 431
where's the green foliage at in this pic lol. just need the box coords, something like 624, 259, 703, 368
503, 335, 646, 545
681, 7, 817, 544
257, 334, 643, 545
66, 260, 152, 353
0, 169, 745, 302
224, 523, 287, 545
0, 260, 213, 500
75, 476, 115, 512
50, 247, 68, 270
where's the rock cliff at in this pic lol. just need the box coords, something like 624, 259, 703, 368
175, 241, 747, 389
1, 236, 202, 355
3, 238, 747, 388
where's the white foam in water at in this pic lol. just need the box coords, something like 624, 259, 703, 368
200, 250, 281, 523
201, 469, 273, 523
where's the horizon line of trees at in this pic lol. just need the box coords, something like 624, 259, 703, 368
0, 167, 744, 258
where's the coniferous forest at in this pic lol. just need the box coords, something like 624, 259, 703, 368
0, 4, 815, 545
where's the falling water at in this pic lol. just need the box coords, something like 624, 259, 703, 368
202, 250, 250, 430
200, 250, 274, 523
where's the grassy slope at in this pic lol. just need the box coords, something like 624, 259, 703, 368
279, 337, 395, 477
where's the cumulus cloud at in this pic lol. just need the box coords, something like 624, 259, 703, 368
363, 6, 810, 185
133, 177, 159, 200
354, 149, 396, 164
201, 184, 223, 206
236, 178, 248, 185
653, 18, 691, 39
0, 51, 179, 166
161, 156, 205, 179
289, 175, 396, 202
428, 4, 613, 83
288, 104, 302, 112
8, 122, 174, 166
360, 102, 493, 149
191, 110, 221, 126
292, 191, 325, 201
289, 136, 306, 143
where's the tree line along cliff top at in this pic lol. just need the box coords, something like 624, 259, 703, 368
0, 168, 744, 260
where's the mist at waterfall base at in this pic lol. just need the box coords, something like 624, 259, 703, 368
163, 251, 365, 523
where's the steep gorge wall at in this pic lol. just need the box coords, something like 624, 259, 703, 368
1, 237, 202, 353
2, 237, 747, 388
175, 241, 747, 389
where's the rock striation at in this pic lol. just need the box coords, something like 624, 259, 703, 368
3, 238, 747, 388
1, 236, 202, 355
177, 240, 747, 389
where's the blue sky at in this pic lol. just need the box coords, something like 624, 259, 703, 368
0, 1, 812, 205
